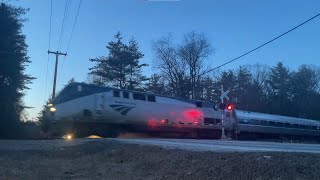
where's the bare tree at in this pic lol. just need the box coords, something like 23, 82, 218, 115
152, 34, 188, 97
152, 32, 213, 99
310, 66, 320, 93
178, 31, 214, 99
244, 64, 270, 93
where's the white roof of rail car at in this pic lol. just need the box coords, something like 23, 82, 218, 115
236, 110, 320, 126
54, 82, 216, 107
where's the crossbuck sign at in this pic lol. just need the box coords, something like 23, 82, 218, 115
219, 85, 230, 103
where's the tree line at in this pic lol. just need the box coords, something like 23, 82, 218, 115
89, 32, 320, 120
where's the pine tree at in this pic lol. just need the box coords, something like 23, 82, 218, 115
290, 65, 318, 118
201, 76, 215, 101
266, 62, 291, 115
0, 3, 34, 138
234, 67, 252, 109
89, 32, 147, 89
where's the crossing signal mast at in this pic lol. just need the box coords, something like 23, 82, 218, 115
219, 85, 234, 139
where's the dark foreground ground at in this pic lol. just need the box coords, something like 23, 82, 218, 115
0, 139, 320, 180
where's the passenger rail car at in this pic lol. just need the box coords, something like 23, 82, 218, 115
45, 83, 236, 138
236, 110, 320, 140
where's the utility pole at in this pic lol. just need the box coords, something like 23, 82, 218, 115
48, 50, 67, 101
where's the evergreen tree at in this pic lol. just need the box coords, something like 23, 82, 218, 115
234, 67, 252, 110
0, 3, 34, 138
266, 62, 291, 115
89, 32, 147, 89
201, 76, 215, 101
86, 73, 105, 86
67, 77, 76, 84
290, 65, 318, 118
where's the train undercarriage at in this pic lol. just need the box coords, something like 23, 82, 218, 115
45, 119, 238, 140
44, 117, 320, 143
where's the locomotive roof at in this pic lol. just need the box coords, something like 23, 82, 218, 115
53, 82, 216, 106
236, 110, 320, 126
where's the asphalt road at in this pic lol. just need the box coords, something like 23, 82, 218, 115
115, 138, 320, 153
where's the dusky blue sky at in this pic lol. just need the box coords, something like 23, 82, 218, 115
10, 0, 320, 120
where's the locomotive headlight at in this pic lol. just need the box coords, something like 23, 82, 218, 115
67, 134, 72, 140
49, 107, 56, 112
47, 103, 53, 107
63, 134, 73, 141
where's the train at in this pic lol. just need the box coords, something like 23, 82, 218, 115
45, 82, 320, 140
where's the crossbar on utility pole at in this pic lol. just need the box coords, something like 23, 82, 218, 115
48, 50, 67, 101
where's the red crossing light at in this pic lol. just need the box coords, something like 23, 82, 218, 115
227, 104, 234, 110
161, 119, 169, 124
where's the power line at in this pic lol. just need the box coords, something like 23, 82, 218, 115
58, 0, 83, 85
48, 0, 53, 50
200, 13, 320, 76
57, 0, 71, 51
66, 0, 83, 52
44, 0, 53, 101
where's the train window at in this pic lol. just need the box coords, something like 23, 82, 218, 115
113, 90, 120, 97
251, 120, 259, 125
284, 123, 290, 128
276, 122, 284, 127
204, 118, 221, 124
269, 121, 275, 126
238, 119, 248, 124
261, 120, 268, 126
196, 101, 202, 108
204, 118, 214, 124
293, 124, 299, 128
147, 95, 156, 102
133, 93, 146, 101
123, 91, 129, 99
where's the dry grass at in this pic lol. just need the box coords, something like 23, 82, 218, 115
0, 140, 320, 179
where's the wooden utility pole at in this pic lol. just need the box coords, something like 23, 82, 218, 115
48, 50, 67, 101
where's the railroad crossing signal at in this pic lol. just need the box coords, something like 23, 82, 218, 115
219, 85, 230, 103
219, 85, 231, 140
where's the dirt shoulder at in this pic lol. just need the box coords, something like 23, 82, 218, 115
0, 139, 320, 180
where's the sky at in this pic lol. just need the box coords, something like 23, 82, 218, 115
9, 0, 320, 120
